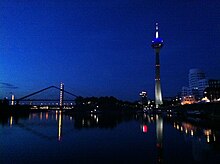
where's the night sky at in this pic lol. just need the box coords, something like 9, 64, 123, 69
1, 0, 220, 101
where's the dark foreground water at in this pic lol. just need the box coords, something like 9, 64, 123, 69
0, 111, 220, 163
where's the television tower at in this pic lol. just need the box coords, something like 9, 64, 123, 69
151, 23, 163, 108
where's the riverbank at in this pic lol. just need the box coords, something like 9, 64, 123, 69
172, 102, 220, 119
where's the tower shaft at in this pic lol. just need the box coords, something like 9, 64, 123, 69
155, 51, 163, 108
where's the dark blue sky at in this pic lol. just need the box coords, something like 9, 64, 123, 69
1, 0, 220, 101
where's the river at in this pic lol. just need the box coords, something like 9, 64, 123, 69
0, 110, 219, 163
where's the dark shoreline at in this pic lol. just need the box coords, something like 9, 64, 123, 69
1, 102, 220, 119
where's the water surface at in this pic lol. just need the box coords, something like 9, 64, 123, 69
0, 111, 219, 163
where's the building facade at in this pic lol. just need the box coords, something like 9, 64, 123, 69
181, 86, 189, 97
204, 79, 220, 101
198, 79, 209, 97
188, 69, 206, 99
208, 79, 220, 88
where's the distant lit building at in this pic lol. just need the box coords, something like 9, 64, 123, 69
188, 69, 206, 99
140, 91, 147, 97
189, 69, 205, 90
203, 79, 220, 101
181, 86, 189, 97
204, 87, 220, 102
208, 79, 220, 88
198, 79, 209, 97
181, 95, 197, 105
171, 96, 182, 106
139, 91, 148, 106
182, 70, 219, 102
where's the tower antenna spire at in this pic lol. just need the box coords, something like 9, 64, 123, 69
156, 22, 159, 38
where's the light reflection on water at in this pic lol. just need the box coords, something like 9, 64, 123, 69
173, 121, 217, 144
0, 111, 220, 163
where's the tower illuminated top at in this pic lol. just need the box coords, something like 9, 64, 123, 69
152, 23, 164, 49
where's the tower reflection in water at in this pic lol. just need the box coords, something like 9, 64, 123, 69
140, 114, 164, 163
156, 115, 163, 163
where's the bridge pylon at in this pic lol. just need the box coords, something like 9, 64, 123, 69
59, 82, 64, 107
